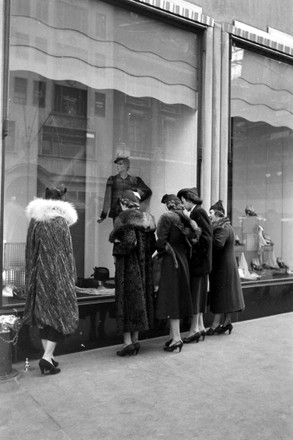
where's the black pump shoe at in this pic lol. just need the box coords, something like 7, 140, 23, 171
39, 359, 61, 375
182, 332, 201, 344
51, 359, 59, 368
219, 323, 233, 335
164, 339, 172, 348
133, 342, 141, 355
116, 344, 135, 357
164, 340, 183, 353
206, 325, 222, 335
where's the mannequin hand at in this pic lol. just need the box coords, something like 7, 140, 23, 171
97, 217, 104, 223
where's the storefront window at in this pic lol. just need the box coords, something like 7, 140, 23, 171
2, 0, 200, 306
230, 45, 293, 280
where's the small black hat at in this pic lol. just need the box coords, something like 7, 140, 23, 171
120, 190, 140, 204
45, 186, 67, 200
161, 194, 181, 204
210, 200, 225, 214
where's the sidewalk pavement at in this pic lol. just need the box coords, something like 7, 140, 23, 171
1, 313, 293, 440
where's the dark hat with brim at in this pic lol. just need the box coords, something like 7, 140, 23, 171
210, 200, 225, 214
120, 190, 140, 204
161, 194, 181, 204
177, 187, 202, 204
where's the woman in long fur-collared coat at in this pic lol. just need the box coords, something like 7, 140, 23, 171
109, 190, 156, 356
23, 187, 79, 375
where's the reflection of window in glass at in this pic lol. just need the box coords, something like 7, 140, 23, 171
128, 109, 150, 157
54, 85, 87, 116
95, 92, 105, 116
13, 77, 27, 104
41, 127, 86, 159
33, 80, 46, 107
6, 121, 16, 152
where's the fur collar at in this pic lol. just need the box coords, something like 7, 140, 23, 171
26, 198, 78, 226
113, 209, 156, 231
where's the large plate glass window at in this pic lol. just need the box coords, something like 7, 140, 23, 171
2, 0, 200, 306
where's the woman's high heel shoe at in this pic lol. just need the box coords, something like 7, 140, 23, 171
182, 332, 201, 344
51, 359, 59, 368
206, 325, 222, 335
164, 339, 172, 348
164, 340, 183, 353
200, 330, 206, 341
133, 342, 140, 355
219, 323, 233, 334
116, 344, 135, 357
39, 359, 61, 375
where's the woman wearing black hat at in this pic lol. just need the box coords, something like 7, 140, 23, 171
177, 187, 212, 343
156, 194, 198, 352
23, 187, 79, 375
109, 190, 156, 356
207, 200, 245, 334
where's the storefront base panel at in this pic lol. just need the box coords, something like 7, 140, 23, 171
9, 282, 293, 363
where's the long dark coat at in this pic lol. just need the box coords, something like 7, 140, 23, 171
209, 217, 245, 314
189, 205, 213, 276
156, 210, 193, 320
23, 199, 79, 335
109, 208, 156, 334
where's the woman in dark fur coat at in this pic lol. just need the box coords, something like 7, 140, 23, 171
207, 200, 245, 335
156, 194, 200, 353
109, 190, 156, 356
23, 187, 79, 375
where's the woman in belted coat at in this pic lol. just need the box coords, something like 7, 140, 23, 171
207, 200, 245, 335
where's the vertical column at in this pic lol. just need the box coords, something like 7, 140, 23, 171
211, 23, 222, 205
220, 30, 230, 209
201, 26, 213, 211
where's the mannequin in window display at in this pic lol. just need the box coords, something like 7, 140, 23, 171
97, 153, 152, 223
207, 200, 245, 335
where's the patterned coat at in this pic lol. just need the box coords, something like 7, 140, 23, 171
109, 208, 156, 334
23, 198, 79, 335
209, 217, 245, 314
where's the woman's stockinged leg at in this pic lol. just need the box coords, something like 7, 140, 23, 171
42, 340, 57, 364
169, 319, 181, 344
223, 313, 232, 326
123, 332, 133, 346
211, 313, 222, 329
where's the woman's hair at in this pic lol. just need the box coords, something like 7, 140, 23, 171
45, 186, 67, 200
119, 190, 140, 209
213, 209, 225, 218
120, 197, 140, 209
166, 199, 184, 211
